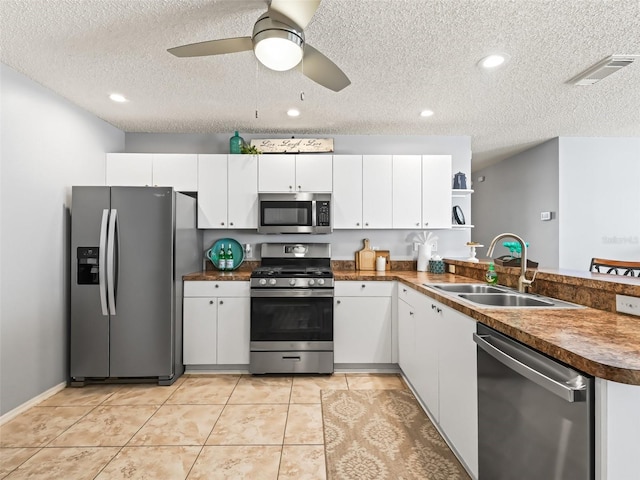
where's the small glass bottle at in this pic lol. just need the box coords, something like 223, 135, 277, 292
229, 131, 244, 154
225, 245, 234, 271
485, 263, 498, 284
217, 243, 226, 270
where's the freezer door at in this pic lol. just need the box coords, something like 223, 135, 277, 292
70, 186, 111, 379
108, 187, 175, 377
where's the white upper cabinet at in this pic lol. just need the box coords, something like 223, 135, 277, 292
106, 153, 153, 186
422, 155, 452, 228
227, 154, 258, 228
362, 155, 393, 229
392, 155, 423, 228
152, 154, 198, 191
197, 154, 228, 229
258, 154, 332, 192
105, 153, 198, 191
198, 154, 258, 229
333, 154, 363, 229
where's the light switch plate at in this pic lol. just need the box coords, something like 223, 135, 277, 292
540, 211, 552, 221
616, 294, 640, 317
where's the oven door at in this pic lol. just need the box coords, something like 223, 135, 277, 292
250, 289, 333, 346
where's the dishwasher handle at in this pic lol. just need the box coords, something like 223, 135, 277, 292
473, 333, 587, 403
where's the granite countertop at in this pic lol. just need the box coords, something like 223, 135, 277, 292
184, 267, 640, 385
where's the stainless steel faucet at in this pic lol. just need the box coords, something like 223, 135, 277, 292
487, 233, 535, 293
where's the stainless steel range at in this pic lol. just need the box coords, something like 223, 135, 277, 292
249, 243, 334, 374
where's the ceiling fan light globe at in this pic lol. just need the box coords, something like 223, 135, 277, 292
254, 34, 303, 71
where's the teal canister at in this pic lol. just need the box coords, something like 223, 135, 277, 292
229, 131, 244, 154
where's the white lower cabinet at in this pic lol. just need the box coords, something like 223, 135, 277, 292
334, 281, 393, 364
398, 286, 478, 478
183, 281, 250, 365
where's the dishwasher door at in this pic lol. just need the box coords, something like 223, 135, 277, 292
474, 324, 594, 480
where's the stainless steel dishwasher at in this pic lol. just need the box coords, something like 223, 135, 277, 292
474, 324, 594, 480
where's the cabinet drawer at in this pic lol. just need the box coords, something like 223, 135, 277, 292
335, 281, 394, 297
184, 281, 250, 297
398, 284, 424, 306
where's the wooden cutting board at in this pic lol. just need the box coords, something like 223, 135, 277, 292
355, 239, 376, 270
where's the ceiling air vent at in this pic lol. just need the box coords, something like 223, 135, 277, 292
569, 55, 636, 85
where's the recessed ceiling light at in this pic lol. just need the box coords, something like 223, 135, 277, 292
287, 108, 300, 117
478, 53, 510, 69
109, 93, 128, 103
420, 110, 434, 117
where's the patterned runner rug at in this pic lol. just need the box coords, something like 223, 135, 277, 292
321, 389, 470, 480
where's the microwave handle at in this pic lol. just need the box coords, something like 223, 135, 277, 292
312, 200, 317, 227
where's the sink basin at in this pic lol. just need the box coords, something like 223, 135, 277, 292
423, 283, 583, 309
458, 293, 555, 307
429, 284, 506, 294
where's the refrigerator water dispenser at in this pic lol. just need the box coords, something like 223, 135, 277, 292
77, 246, 100, 284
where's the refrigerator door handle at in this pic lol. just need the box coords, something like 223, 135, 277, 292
99, 209, 109, 316
107, 208, 118, 315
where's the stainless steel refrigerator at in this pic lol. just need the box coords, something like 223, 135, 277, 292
70, 186, 202, 386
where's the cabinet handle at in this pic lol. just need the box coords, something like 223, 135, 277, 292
298, 185, 301, 190
431, 304, 436, 309
219, 300, 224, 305
403, 288, 407, 293
209, 300, 214, 305
436, 307, 442, 313
230, 222, 234, 226
337, 300, 341, 304
416, 222, 420, 226
409, 311, 414, 316
356, 222, 360, 226
215, 284, 219, 288
365, 222, 369, 227
220, 222, 225, 226
424, 222, 429, 226
361, 284, 366, 288
289, 185, 293, 190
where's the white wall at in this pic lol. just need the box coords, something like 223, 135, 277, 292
126, 133, 474, 260
0, 64, 124, 415
472, 139, 560, 268
559, 137, 640, 271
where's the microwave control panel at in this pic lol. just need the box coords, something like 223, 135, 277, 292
317, 201, 331, 226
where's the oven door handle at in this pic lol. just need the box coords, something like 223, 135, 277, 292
250, 289, 334, 298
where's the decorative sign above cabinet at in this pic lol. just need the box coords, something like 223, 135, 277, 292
250, 138, 334, 153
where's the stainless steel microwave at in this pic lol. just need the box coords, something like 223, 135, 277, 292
258, 193, 332, 234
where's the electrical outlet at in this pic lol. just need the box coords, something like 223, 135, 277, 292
432, 241, 438, 252
616, 294, 640, 317
448, 264, 456, 274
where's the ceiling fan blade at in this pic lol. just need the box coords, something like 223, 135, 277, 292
299, 44, 351, 92
168, 37, 253, 57
269, 0, 320, 29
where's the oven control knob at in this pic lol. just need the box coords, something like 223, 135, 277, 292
289, 279, 296, 286
268, 278, 277, 285
259, 278, 267, 286
308, 279, 315, 286
317, 279, 325, 285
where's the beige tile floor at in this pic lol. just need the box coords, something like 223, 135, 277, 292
0, 373, 407, 479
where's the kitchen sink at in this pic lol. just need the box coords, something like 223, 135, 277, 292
423, 283, 583, 309
458, 293, 554, 307
429, 284, 507, 294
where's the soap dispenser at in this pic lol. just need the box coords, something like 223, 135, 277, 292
485, 263, 498, 285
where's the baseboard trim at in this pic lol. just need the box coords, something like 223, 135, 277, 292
0, 381, 67, 426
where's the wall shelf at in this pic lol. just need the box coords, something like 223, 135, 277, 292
452, 189, 474, 198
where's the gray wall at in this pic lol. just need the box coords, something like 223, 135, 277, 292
472, 139, 560, 268
0, 64, 125, 416
126, 133, 474, 260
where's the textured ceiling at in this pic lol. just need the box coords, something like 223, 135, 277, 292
1, 0, 639, 170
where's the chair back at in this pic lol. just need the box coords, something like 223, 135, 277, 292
589, 258, 640, 277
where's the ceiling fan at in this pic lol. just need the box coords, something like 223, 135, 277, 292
167, 0, 351, 92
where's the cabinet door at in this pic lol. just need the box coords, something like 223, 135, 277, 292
217, 296, 250, 364
397, 298, 416, 378
228, 154, 258, 228
392, 155, 422, 228
414, 299, 440, 422
362, 155, 392, 228
295, 155, 333, 192
153, 154, 198, 191
183, 297, 217, 365
197, 154, 228, 229
422, 155, 452, 228
258, 154, 295, 192
438, 303, 478, 476
334, 296, 392, 363
106, 153, 153, 186
332, 155, 363, 229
